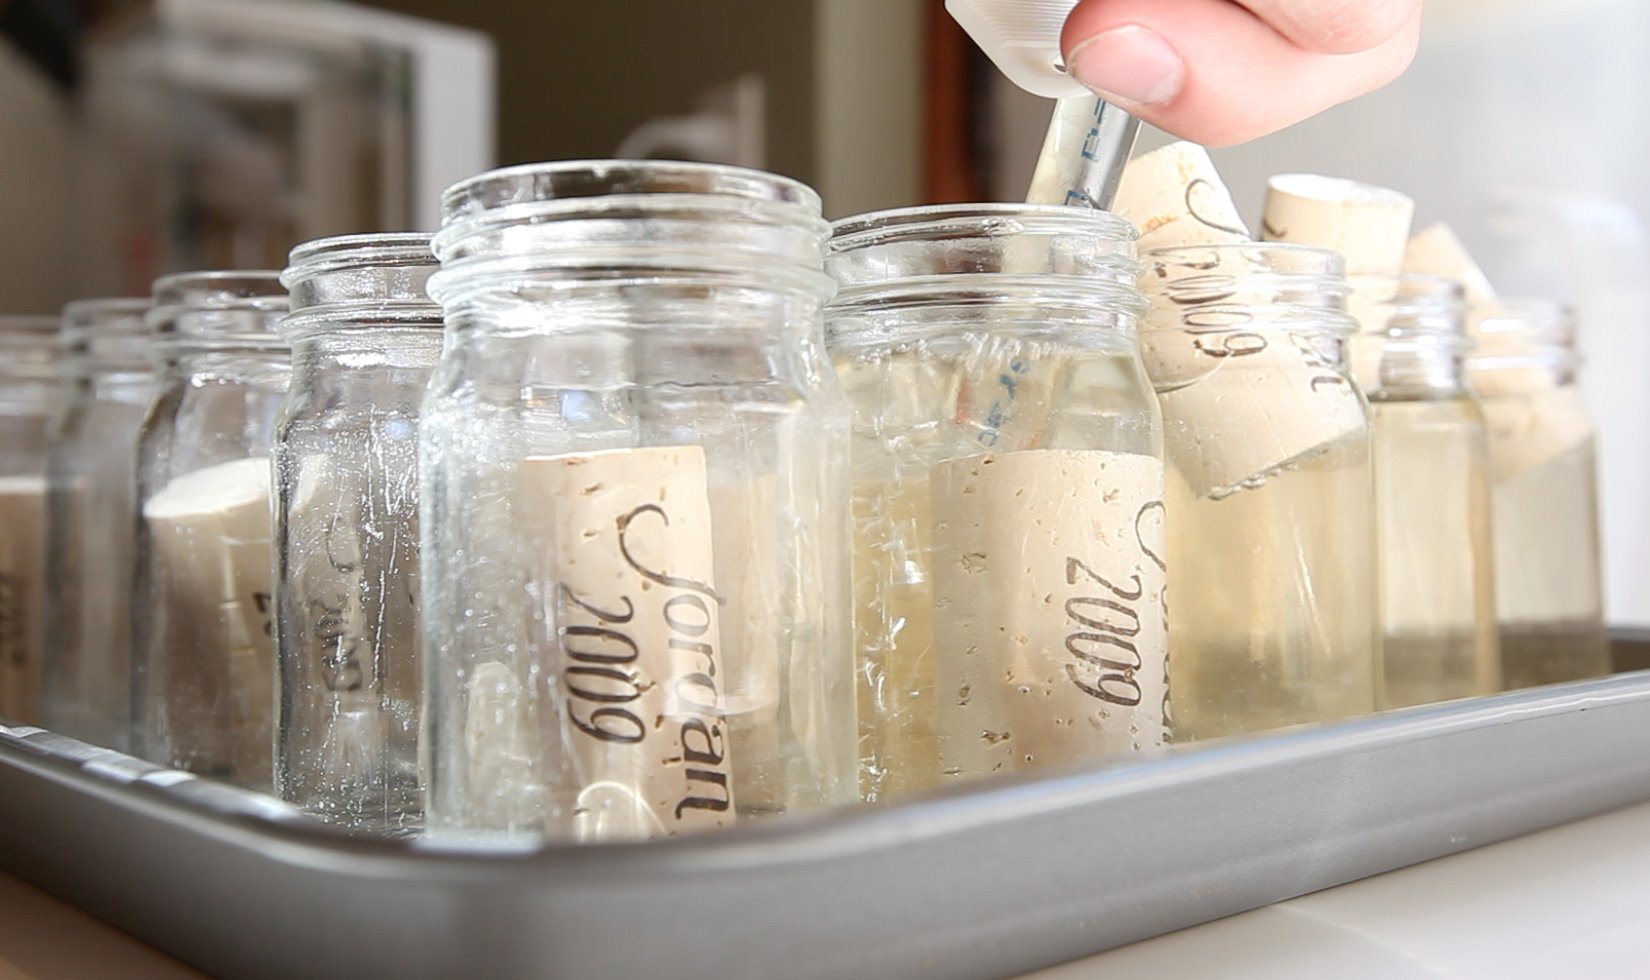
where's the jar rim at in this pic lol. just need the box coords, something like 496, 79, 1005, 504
149, 270, 290, 349
0, 316, 61, 336
1348, 273, 1469, 345
63, 297, 150, 321
151, 270, 288, 313
282, 232, 438, 285
1470, 296, 1571, 334
1144, 241, 1345, 271
431, 161, 831, 304
828, 203, 1139, 252
440, 159, 822, 224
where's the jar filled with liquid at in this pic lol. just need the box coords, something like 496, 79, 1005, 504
1467, 299, 1609, 688
1141, 244, 1379, 740
0, 316, 67, 725
133, 273, 290, 788
422, 161, 854, 842
275, 234, 440, 833
826, 205, 1164, 802
1349, 276, 1499, 708
43, 299, 154, 748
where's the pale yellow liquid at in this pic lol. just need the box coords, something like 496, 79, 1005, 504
840, 341, 1160, 800
1166, 431, 1380, 740
1370, 398, 1500, 708
851, 475, 937, 800
1490, 436, 1611, 688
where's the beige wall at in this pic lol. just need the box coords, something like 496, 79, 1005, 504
813, 0, 924, 219
0, 45, 77, 314
360, 0, 924, 217
357, 0, 822, 186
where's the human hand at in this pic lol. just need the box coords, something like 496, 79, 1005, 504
1061, 0, 1422, 146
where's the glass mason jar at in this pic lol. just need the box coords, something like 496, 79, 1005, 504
43, 299, 155, 749
1467, 299, 1609, 688
1140, 244, 1379, 740
0, 317, 67, 726
274, 234, 441, 833
422, 161, 854, 842
826, 205, 1165, 802
133, 272, 291, 789
1348, 276, 1500, 708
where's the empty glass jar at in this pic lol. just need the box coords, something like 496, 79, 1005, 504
1348, 276, 1499, 708
133, 272, 290, 788
274, 234, 441, 833
0, 316, 67, 726
827, 205, 1164, 802
43, 299, 155, 748
1141, 244, 1379, 740
422, 161, 854, 842
1468, 299, 1609, 688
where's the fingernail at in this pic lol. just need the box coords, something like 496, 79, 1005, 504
1067, 25, 1185, 106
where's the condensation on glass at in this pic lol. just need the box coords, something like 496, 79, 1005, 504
0, 317, 67, 726
274, 234, 441, 834
43, 299, 155, 749
825, 205, 1165, 803
1140, 244, 1379, 740
422, 161, 855, 842
1467, 299, 1609, 689
132, 273, 290, 789
1348, 276, 1500, 708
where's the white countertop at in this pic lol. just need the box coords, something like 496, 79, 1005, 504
1034, 800, 1650, 978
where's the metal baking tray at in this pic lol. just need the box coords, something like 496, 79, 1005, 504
4, 634, 1650, 980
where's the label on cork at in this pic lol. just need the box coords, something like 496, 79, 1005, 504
144, 457, 276, 786
931, 450, 1168, 781
519, 446, 735, 841
1480, 387, 1595, 484
1144, 251, 1369, 499
0, 475, 46, 725
1113, 142, 1252, 251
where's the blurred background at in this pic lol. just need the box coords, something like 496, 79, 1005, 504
3, 0, 1648, 623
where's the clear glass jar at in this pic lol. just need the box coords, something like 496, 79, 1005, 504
0, 317, 67, 725
1141, 244, 1379, 740
42, 299, 155, 748
133, 273, 291, 789
422, 161, 854, 842
825, 205, 1164, 802
274, 234, 441, 833
1348, 276, 1500, 708
1467, 299, 1610, 688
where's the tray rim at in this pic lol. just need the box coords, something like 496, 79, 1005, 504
3, 659, 1650, 978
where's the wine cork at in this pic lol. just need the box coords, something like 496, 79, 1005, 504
1112, 142, 1251, 251
1261, 174, 1415, 275
1241, 174, 1411, 486
519, 446, 735, 841
1142, 244, 1369, 499
706, 473, 783, 812
144, 457, 277, 786
0, 475, 47, 725
462, 659, 546, 831
932, 450, 1167, 781
1117, 151, 1366, 498
1404, 223, 1497, 304
1480, 387, 1595, 484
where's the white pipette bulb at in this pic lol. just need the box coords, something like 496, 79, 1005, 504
945, 0, 1088, 99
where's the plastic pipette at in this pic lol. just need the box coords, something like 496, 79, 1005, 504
945, 0, 1140, 210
